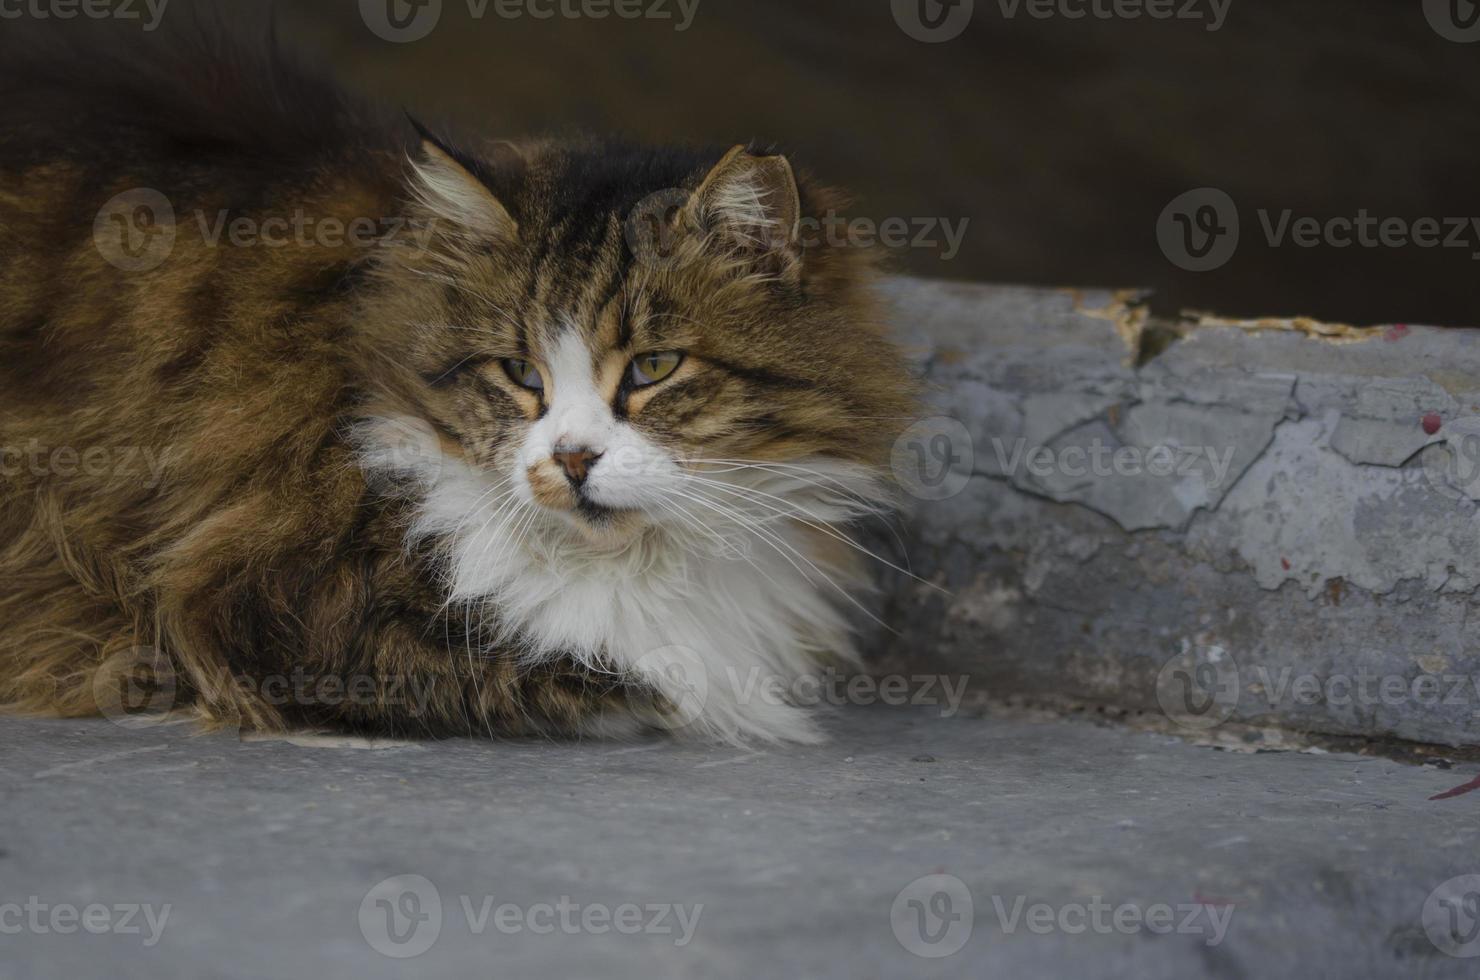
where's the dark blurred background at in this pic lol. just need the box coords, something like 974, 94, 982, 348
284, 2, 1475, 324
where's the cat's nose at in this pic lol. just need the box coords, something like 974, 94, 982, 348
552, 446, 603, 486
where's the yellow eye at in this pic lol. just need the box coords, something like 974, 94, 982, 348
502, 358, 544, 391
630, 351, 684, 387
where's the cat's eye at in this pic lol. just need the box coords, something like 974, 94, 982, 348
629, 351, 684, 387
502, 358, 545, 391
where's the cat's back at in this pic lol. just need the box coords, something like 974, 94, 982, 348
0, 15, 413, 544
0, 15, 410, 413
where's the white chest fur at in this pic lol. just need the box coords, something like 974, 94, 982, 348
358, 414, 889, 742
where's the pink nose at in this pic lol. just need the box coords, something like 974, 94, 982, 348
552, 447, 602, 486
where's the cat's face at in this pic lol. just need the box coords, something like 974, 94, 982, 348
359, 139, 916, 550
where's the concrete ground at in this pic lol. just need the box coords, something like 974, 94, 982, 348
3, 705, 1479, 979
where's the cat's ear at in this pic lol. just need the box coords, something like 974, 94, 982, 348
689, 145, 802, 268
408, 126, 518, 241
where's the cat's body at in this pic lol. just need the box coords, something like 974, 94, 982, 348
0, 19, 915, 742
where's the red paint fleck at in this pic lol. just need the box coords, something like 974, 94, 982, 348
1384, 323, 1410, 342
1423, 413, 1443, 436
1281, 558, 1291, 571
1430, 772, 1480, 801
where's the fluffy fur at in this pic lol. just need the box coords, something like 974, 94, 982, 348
0, 16, 918, 742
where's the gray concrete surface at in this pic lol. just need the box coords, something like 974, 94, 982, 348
875, 277, 1480, 748
3, 706, 1480, 979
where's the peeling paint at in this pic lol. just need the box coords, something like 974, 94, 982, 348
1071, 288, 1150, 362
1182, 311, 1389, 344
874, 278, 1480, 749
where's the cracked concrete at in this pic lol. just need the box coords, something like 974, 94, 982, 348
874, 277, 1480, 748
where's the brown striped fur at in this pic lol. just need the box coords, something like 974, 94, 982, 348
0, 16, 917, 738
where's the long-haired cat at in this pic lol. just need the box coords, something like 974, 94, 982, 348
0, 17, 918, 743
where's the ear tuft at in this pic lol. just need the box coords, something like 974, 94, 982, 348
407, 122, 518, 241
690, 145, 802, 259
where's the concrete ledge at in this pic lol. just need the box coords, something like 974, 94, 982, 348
4, 709, 1478, 979
874, 277, 1480, 748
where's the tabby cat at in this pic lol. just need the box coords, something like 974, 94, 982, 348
0, 19, 917, 742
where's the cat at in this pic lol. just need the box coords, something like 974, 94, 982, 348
0, 16, 918, 743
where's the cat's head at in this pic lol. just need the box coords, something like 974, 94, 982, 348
355, 134, 918, 555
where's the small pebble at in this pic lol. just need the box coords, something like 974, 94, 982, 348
912, 754, 937, 763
